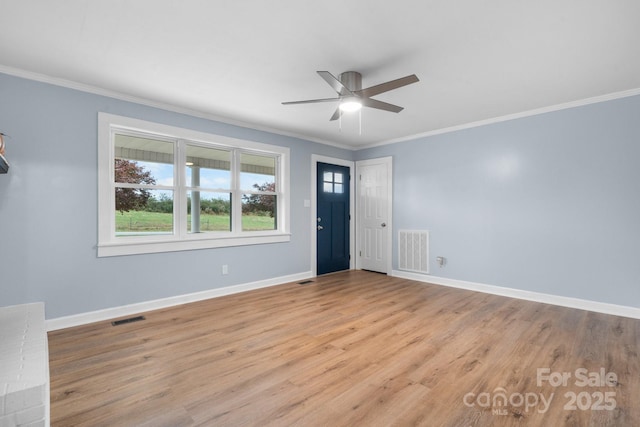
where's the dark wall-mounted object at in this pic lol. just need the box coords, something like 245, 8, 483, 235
0, 153, 8, 174
0, 133, 8, 173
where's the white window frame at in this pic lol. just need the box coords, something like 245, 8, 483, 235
98, 113, 290, 257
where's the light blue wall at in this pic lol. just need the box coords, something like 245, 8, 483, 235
0, 73, 353, 319
356, 95, 640, 307
2, 72, 639, 319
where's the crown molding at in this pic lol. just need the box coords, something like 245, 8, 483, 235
3, 64, 639, 152
0, 65, 354, 150
359, 87, 640, 150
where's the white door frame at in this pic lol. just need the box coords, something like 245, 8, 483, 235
311, 155, 355, 276
355, 156, 393, 274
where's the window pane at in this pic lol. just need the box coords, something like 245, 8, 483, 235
323, 172, 333, 182
242, 194, 276, 231
240, 153, 276, 191
323, 182, 333, 193
185, 145, 231, 190
114, 134, 173, 186
334, 173, 343, 183
115, 189, 173, 236
334, 183, 344, 194
187, 191, 231, 233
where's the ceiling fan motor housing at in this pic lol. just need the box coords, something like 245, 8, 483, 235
282, 70, 418, 120
338, 71, 362, 93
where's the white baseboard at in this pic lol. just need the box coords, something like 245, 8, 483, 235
391, 270, 640, 320
46, 271, 313, 331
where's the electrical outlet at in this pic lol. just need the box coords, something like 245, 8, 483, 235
222, 264, 229, 275
436, 256, 446, 268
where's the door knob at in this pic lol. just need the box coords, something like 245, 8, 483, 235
381, 223, 387, 227
317, 225, 324, 230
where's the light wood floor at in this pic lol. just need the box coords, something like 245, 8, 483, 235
48, 271, 639, 426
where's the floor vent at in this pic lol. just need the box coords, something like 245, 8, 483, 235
112, 316, 145, 326
398, 230, 429, 274
298, 280, 314, 285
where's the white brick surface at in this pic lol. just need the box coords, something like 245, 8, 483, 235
0, 413, 16, 427
15, 404, 44, 425
0, 303, 49, 427
1, 383, 7, 415
5, 384, 45, 414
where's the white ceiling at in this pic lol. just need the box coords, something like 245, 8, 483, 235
1, 1, 639, 149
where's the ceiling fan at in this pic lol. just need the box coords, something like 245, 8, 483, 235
282, 71, 419, 121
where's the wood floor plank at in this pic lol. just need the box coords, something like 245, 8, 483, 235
48, 270, 640, 426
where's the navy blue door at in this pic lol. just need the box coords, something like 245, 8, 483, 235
317, 162, 350, 275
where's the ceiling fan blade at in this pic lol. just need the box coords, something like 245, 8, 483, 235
361, 97, 404, 113
355, 74, 419, 98
282, 97, 340, 105
329, 107, 343, 121
317, 71, 354, 96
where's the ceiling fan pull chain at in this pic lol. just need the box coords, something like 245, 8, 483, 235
359, 109, 362, 136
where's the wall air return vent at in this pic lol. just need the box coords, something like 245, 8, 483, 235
398, 230, 429, 274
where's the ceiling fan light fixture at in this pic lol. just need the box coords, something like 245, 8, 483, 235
282, 70, 419, 121
339, 97, 362, 113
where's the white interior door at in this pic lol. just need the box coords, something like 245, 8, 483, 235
356, 157, 392, 273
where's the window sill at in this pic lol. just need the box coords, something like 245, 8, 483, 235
97, 233, 291, 257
